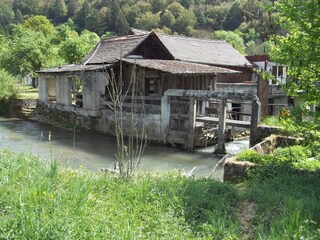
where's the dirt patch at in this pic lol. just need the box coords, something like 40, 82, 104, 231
237, 200, 256, 239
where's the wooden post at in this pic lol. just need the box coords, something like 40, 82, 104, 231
215, 98, 227, 154
161, 95, 170, 144
250, 99, 261, 147
187, 97, 196, 148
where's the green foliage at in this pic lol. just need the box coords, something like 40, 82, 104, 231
21, 15, 56, 37
272, 146, 309, 164
223, 0, 243, 31
59, 30, 100, 64
272, 0, 320, 105
237, 141, 320, 172
0, 2, 15, 30
261, 115, 283, 127
1, 25, 54, 76
214, 30, 245, 53
1, 149, 319, 239
135, 11, 160, 31
115, 10, 130, 36
173, 9, 197, 35
0, 69, 18, 98
161, 10, 175, 29
0, 150, 240, 239
244, 173, 320, 239
48, 0, 68, 24
0, 0, 277, 48
237, 149, 263, 163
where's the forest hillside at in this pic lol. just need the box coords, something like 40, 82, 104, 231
0, 0, 279, 56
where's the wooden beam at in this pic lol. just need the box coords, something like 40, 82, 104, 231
187, 97, 196, 148
215, 98, 227, 154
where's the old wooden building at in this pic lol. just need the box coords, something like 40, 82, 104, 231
37, 31, 258, 149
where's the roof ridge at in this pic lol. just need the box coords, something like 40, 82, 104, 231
101, 34, 148, 42
156, 33, 227, 44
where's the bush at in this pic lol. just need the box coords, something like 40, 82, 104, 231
272, 145, 309, 164
236, 149, 262, 163
0, 69, 18, 98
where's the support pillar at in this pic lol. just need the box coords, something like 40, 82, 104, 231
215, 98, 227, 154
187, 97, 196, 148
38, 74, 48, 102
161, 95, 170, 144
250, 99, 261, 147
56, 75, 72, 105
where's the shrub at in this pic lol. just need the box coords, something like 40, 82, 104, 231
272, 145, 309, 164
236, 149, 262, 163
0, 69, 18, 98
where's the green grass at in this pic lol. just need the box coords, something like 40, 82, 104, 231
0, 149, 319, 239
17, 85, 38, 99
0, 149, 240, 239
243, 172, 320, 239
237, 145, 320, 171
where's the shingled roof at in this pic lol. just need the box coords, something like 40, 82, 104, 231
122, 59, 239, 75
157, 34, 252, 68
80, 34, 148, 65
80, 31, 252, 68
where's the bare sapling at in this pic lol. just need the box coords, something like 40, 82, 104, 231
105, 61, 147, 178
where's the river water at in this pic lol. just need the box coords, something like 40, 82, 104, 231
0, 117, 249, 179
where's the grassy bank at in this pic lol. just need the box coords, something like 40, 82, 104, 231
0, 149, 319, 239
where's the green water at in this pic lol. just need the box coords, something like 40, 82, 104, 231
0, 117, 249, 178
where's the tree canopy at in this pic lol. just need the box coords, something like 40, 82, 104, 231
271, 0, 320, 104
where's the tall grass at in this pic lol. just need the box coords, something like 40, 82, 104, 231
0, 149, 240, 239
1, 149, 319, 239
244, 172, 320, 239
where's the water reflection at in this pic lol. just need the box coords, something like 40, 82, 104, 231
0, 117, 249, 178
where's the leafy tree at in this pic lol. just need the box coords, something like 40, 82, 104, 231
167, 2, 185, 18
14, 9, 23, 24
1, 26, 54, 76
74, 1, 90, 31
48, 0, 68, 24
135, 12, 161, 31
115, 10, 130, 36
180, 0, 195, 8
123, 4, 140, 27
67, 0, 82, 19
271, 0, 320, 105
241, 0, 277, 41
150, 0, 167, 12
21, 15, 56, 37
59, 30, 100, 64
245, 40, 273, 55
214, 30, 245, 54
13, 0, 40, 16
173, 9, 197, 34
53, 23, 78, 44
0, 2, 15, 30
161, 10, 175, 29
223, 0, 243, 31
237, 23, 259, 44
0, 69, 18, 98
206, 3, 230, 30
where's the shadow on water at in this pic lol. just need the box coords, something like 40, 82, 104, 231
0, 117, 249, 178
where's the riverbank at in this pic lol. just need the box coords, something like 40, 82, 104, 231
0, 97, 37, 118
0, 149, 319, 239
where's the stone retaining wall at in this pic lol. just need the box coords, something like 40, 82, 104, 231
34, 101, 162, 142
